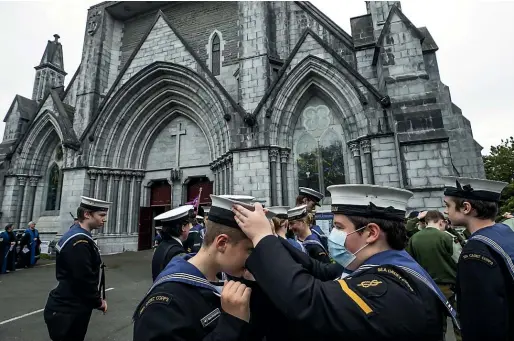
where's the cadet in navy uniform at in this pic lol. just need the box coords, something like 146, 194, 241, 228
443, 176, 514, 341
44, 196, 110, 341
184, 206, 206, 253
288, 205, 330, 263
133, 195, 257, 341
152, 205, 194, 281
233, 184, 457, 340
269, 206, 306, 253
296, 187, 329, 250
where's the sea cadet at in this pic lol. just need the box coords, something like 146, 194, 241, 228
288, 205, 330, 262
233, 184, 458, 340
133, 195, 258, 341
44, 196, 110, 341
443, 176, 514, 341
152, 205, 194, 281
296, 187, 328, 249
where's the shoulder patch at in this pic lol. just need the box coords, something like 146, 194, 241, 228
73, 240, 89, 247
352, 274, 388, 299
138, 293, 172, 317
377, 266, 414, 292
461, 253, 496, 267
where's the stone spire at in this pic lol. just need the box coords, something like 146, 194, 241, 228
32, 34, 67, 102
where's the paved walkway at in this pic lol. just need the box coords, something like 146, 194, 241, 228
0, 250, 154, 341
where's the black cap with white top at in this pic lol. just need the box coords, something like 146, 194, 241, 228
209, 195, 276, 229
268, 206, 290, 220
327, 184, 413, 222
442, 176, 508, 203
80, 196, 111, 212
287, 205, 309, 221
154, 205, 195, 223
299, 187, 324, 206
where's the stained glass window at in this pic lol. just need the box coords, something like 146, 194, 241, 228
212, 34, 221, 76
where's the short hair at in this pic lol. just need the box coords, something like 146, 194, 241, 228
425, 210, 445, 223
162, 217, 191, 238
346, 216, 407, 250
28, 221, 35, 225
451, 197, 498, 220
295, 195, 308, 206
77, 206, 93, 222
203, 220, 248, 247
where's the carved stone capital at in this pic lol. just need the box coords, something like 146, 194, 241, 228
349, 142, 361, 157
87, 10, 101, 36
113, 170, 122, 181
29, 177, 39, 187
269, 149, 279, 163
210, 163, 217, 171
227, 154, 233, 164
360, 139, 372, 154
101, 169, 110, 180
280, 150, 290, 164
87, 169, 98, 180
17, 176, 27, 186
124, 172, 133, 182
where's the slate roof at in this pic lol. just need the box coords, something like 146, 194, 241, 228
37, 35, 66, 72
3, 95, 38, 123
419, 27, 439, 52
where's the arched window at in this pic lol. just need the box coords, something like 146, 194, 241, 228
46, 163, 62, 210
294, 102, 346, 198
211, 33, 221, 76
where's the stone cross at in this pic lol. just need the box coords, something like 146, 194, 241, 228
171, 123, 187, 169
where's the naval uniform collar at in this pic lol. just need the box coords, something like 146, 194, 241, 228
172, 236, 183, 246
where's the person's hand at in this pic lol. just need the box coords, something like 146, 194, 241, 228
221, 281, 252, 322
232, 203, 273, 246
503, 212, 514, 219
98, 299, 107, 313
417, 211, 427, 220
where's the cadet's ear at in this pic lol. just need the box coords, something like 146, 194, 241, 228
364, 223, 381, 244
214, 234, 229, 252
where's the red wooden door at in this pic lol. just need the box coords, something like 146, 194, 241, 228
187, 180, 213, 205
138, 207, 153, 251
150, 181, 171, 206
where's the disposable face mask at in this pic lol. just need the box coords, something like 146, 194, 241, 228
328, 226, 368, 268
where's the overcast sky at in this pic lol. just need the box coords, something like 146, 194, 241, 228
0, 0, 512, 155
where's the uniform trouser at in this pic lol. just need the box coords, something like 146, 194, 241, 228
43, 308, 92, 341
437, 283, 462, 341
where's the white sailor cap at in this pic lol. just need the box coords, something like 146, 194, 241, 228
268, 206, 290, 219
218, 195, 255, 204
288, 205, 309, 221
80, 196, 111, 212
442, 176, 507, 203
298, 187, 324, 205
209, 195, 276, 229
154, 205, 194, 222
155, 226, 163, 230
327, 184, 413, 221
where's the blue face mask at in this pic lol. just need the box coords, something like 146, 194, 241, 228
328, 226, 368, 268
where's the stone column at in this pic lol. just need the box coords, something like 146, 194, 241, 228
227, 154, 234, 194
130, 172, 144, 234
349, 142, 364, 184
99, 170, 109, 200
221, 159, 227, 195
280, 150, 289, 206
87, 169, 98, 197
26, 177, 39, 222
119, 172, 132, 234
109, 171, 122, 234
269, 149, 279, 206
15, 176, 27, 229
361, 139, 375, 185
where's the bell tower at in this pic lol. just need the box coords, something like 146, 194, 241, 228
32, 34, 67, 102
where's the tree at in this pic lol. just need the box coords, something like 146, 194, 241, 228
483, 136, 514, 216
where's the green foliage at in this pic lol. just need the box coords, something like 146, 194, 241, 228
297, 142, 346, 195
483, 137, 514, 216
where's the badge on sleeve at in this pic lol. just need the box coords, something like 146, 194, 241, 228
353, 274, 388, 298
461, 252, 496, 267
138, 293, 172, 317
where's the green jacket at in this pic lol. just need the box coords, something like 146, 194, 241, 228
405, 218, 420, 238
406, 226, 457, 285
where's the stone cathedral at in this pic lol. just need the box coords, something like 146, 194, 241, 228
0, 1, 485, 253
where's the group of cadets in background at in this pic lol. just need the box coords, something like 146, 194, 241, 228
39, 176, 514, 341
0, 221, 41, 274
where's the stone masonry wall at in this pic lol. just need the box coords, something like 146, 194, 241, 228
370, 135, 401, 187
401, 142, 452, 188
232, 149, 270, 204
58, 169, 89, 234
0, 177, 18, 227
